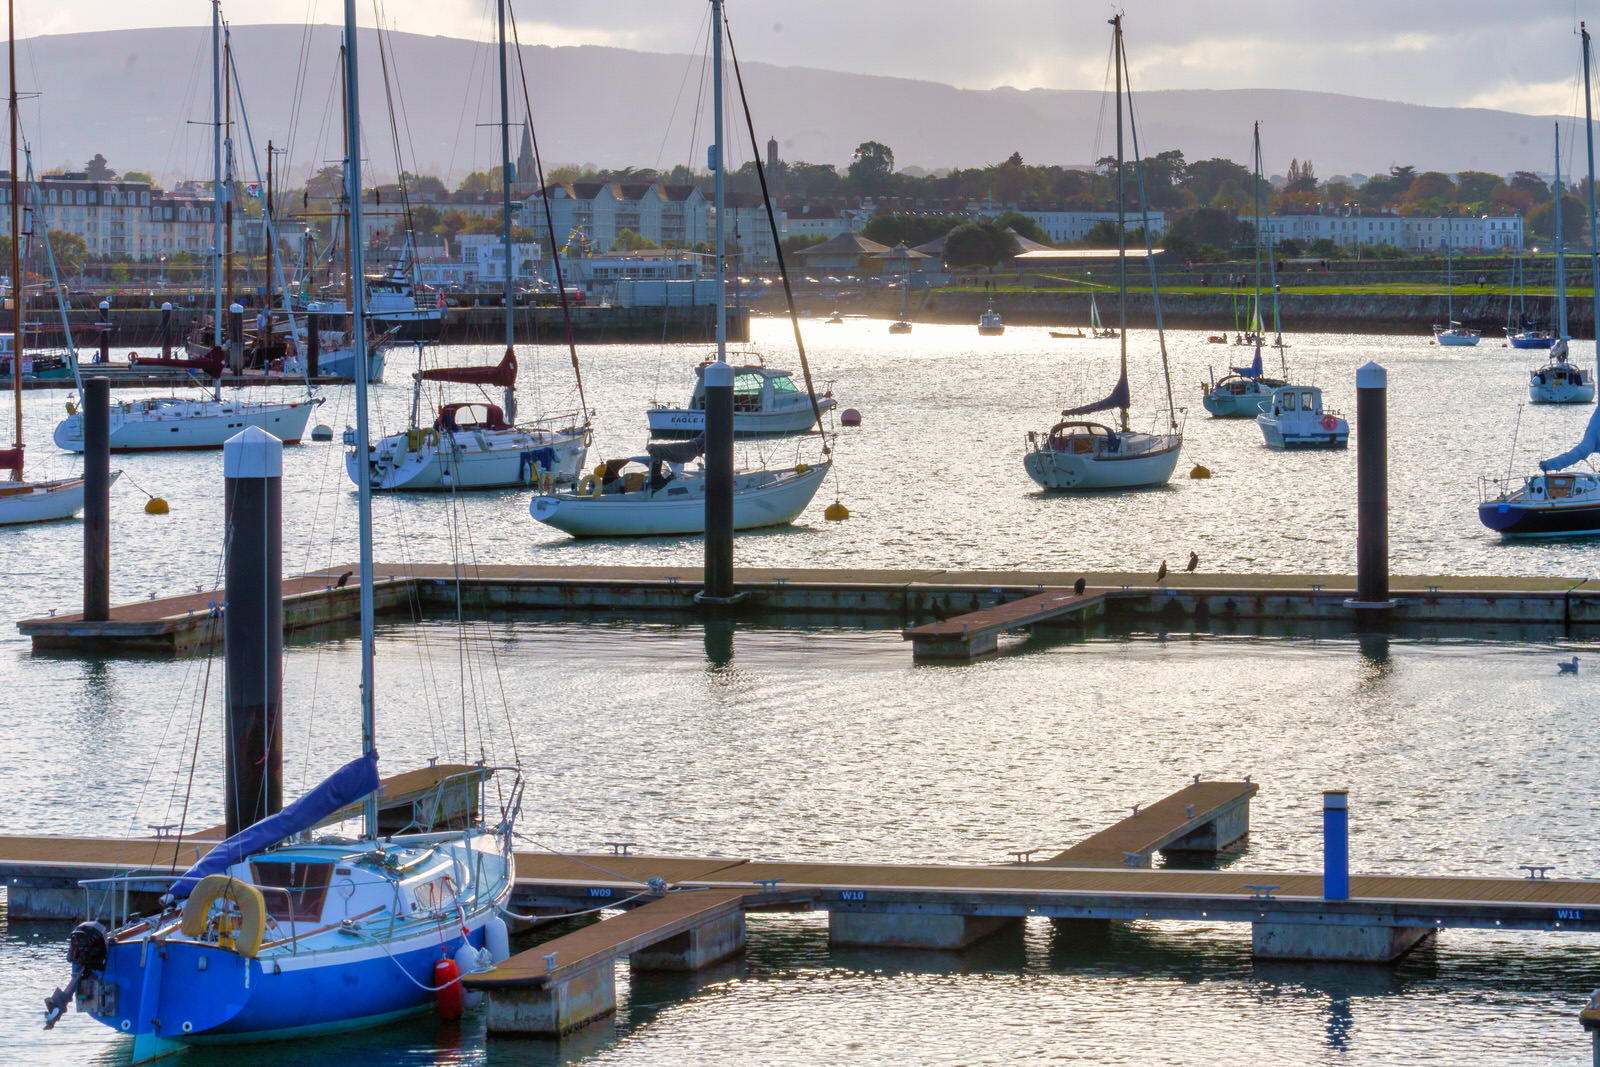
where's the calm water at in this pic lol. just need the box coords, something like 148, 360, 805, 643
3, 320, 1600, 1064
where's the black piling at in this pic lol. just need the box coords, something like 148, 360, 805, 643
81, 378, 110, 623
222, 426, 284, 835
701, 360, 734, 603
158, 302, 173, 359
228, 302, 245, 374
305, 310, 320, 379
96, 301, 110, 364
1355, 362, 1389, 608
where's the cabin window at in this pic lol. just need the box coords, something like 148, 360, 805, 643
1281, 392, 1297, 411
772, 375, 799, 394
733, 373, 763, 395
250, 860, 334, 922
1301, 391, 1315, 411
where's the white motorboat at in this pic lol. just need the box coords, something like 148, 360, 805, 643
55, 392, 321, 452
284, 321, 388, 381
1024, 16, 1182, 493
647, 362, 834, 439
353, 351, 588, 490
533, 445, 829, 537
978, 308, 1005, 335
1256, 384, 1348, 449
1200, 368, 1285, 418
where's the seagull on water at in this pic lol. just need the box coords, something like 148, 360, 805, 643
1559, 656, 1580, 675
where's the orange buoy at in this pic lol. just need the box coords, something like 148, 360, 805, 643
434, 957, 462, 1020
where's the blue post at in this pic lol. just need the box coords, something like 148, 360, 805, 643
1323, 789, 1349, 900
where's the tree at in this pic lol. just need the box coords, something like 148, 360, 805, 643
456, 168, 504, 196
1284, 158, 1317, 195
993, 211, 1048, 245
121, 170, 153, 184
1528, 193, 1587, 241
943, 222, 1007, 268
611, 228, 659, 251
84, 154, 113, 180
48, 231, 86, 277
1509, 170, 1553, 207
1170, 207, 1238, 250
862, 213, 960, 248
1181, 158, 1251, 206
399, 171, 447, 198
1455, 170, 1505, 207
846, 141, 895, 195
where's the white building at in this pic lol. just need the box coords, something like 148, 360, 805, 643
529, 182, 708, 257
1021, 210, 1169, 243
454, 235, 543, 285
1260, 213, 1523, 250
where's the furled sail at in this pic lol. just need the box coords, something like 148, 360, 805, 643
166, 751, 381, 900
1542, 403, 1600, 471
131, 349, 226, 379
1231, 349, 1264, 379
420, 347, 517, 388
1061, 371, 1129, 417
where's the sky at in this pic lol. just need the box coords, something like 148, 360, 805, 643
12, 0, 1600, 118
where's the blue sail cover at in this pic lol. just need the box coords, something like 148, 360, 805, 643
1062, 371, 1130, 417
1542, 403, 1600, 471
1231, 350, 1264, 379
167, 751, 381, 900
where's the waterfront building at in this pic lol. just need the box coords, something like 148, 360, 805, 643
793, 231, 893, 274
1260, 212, 1523, 250
1020, 209, 1169, 243
529, 182, 708, 257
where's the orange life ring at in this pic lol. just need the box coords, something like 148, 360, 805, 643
1320, 415, 1338, 431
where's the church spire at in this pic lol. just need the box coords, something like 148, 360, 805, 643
516, 121, 535, 192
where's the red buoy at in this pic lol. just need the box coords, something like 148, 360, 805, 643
840, 408, 862, 426
434, 957, 463, 1020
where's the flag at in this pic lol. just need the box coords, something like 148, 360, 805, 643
245, 183, 261, 197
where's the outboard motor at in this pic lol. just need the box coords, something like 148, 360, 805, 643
43, 921, 109, 1030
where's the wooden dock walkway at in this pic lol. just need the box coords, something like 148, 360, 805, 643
901, 588, 1105, 658
20, 564, 1600, 656
1041, 779, 1257, 867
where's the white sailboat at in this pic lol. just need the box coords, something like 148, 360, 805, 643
1024, 14, 1182, 492
40, 3, 516, 1059
1203, 122, 1288, 418
1530, 123, 1595, 404
352, 3, 589, 492
531, 0, 828, 537
53, 3, 321, 452
1088, 291, 1117, 338
1432, 209, 1481, 346
0, 58, 99, 523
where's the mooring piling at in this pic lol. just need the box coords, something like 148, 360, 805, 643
158, 301, 173, 359
227, 302, 245, 374
1354, 362, 1391, 611
1324, 789, 1349, 900
305, 309, 320, 379
81, 378, 110, 623
222, 426, 284, 835
700, 359, 735, 604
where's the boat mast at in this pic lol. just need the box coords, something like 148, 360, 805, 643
339, 44, 355, 342
1252, 121, 1263, 340
1556, 123, 1568, 342
1445, 208, 1453, 326
342, 0, 377, 839
1112, 13, 1127, 432
496, 0, 515, 419
8, 0, 19, 479
210, 0, 223, 348
223, 23, 233, 309
265, 140, 275, 322
713, 0, 726, 367
1583, 24, 1599, 348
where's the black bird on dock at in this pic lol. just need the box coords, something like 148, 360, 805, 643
1186, 551, 1199, 573
1157, 561, 1169, 582
336, 570, 353, 588
1073, 577, 1087, 596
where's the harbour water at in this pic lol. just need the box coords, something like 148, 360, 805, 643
3, 319, 1600, 1064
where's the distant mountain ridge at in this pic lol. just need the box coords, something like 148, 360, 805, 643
8, 24, 1570, 186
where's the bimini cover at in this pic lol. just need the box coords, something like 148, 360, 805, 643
647, 434, 706, 465
1543, 403, 1600, 471
420, 347, 516, 387
1231, 349, 1264, 379
167, 750, 381, 900
1062, 371, 1130, 417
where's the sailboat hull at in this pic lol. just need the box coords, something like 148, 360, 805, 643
353, 426, 588, 490
0, 473, 117, 525
1024, 433, 1182, 491
532, 463, 829, 537
54, 398, 321, 452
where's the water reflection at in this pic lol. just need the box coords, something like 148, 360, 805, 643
703, 619, 735, 669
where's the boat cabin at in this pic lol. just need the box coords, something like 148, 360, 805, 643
1267, 386, 1327, 417
688, 364, 808, 414
1041, 420, 1123, 455
436, 402, 511, 432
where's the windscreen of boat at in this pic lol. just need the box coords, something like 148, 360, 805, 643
1281, 392, 1298, 411
772, 375, 800, 394
251, 860, 334, 922
1301, 391, 1315, 411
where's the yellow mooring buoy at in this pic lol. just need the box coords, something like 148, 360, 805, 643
1189, 464, 1212, 480
145, 497, 170, 515
824, 501, 850, 521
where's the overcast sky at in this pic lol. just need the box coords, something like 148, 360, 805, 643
15, 1, 1599, 119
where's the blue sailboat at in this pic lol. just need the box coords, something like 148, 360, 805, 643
40, 2, 517, 1060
